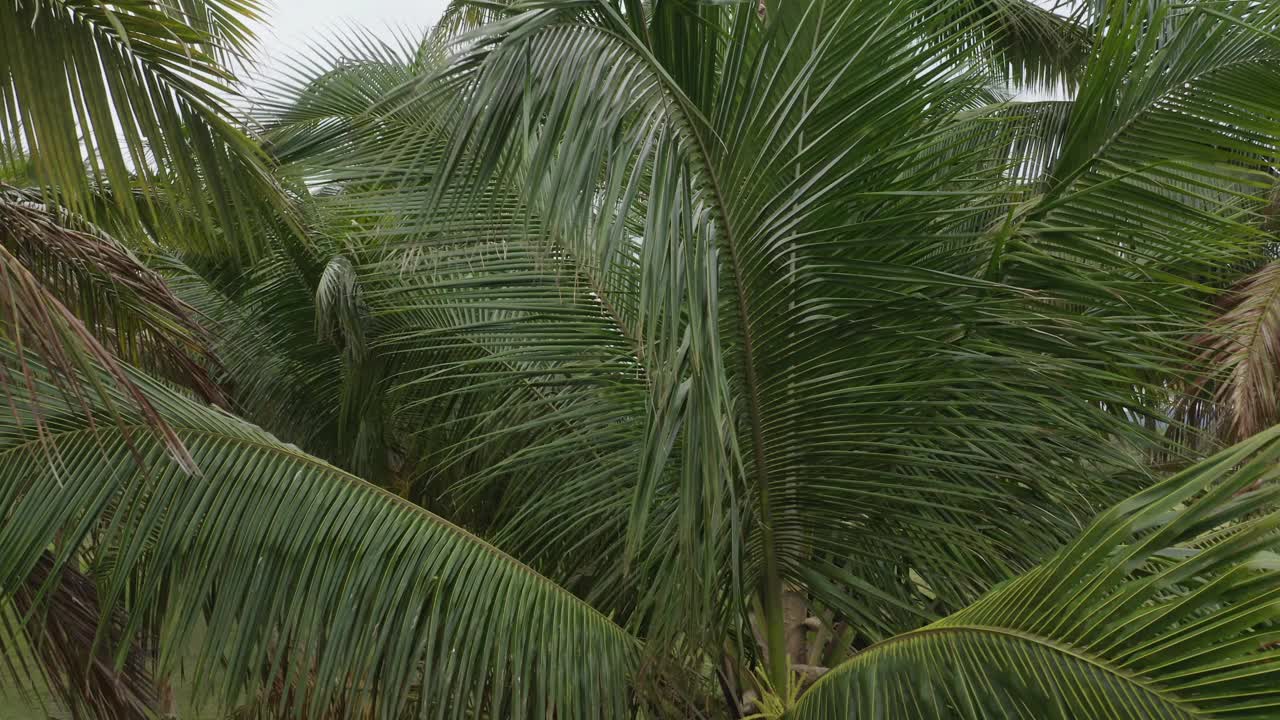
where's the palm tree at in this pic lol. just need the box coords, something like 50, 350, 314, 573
6, 0, 1280, 718
0, 0, 295, 465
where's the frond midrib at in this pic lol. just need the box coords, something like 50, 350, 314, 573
1048, 53, 1280, 201
0, 414, 638, 640
802, 623, 1203, 716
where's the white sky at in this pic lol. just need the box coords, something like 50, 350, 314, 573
250, 0, 451, 72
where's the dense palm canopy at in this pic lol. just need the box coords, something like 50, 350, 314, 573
4, 0, 1280, 718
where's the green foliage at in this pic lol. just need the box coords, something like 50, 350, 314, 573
0, 0, 289, 262
0, 347, 639, 719
794, 427, 1280, 718
5, 0, 1280, 718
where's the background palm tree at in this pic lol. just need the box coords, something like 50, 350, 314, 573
6, 0, 1280, 718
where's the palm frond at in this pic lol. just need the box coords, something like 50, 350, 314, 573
936, 0, 1092, 93
1, 184, 224, 404
0, 0, 286, 262
0, 343, 640, 719
0, 195, 198, 472
201, 0, 1280, 708
793, 426, 1280, 719
1185, 261, 1280, 445
2, 553, 155, 720
277, 0, 1280, 675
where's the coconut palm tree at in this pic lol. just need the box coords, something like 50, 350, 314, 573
6, 0, 1280, 718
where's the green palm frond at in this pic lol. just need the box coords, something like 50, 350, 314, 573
792, 426, 1280, 719
157, 248, 346, 453
0, 343, 640, 719
259, 29, 445, 155
0, 0, 285, 261
936, 0, 1091, 92
70, 1, 1280, 712
262, 2, 1280, 692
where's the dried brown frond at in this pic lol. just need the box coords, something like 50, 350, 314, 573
0, 190, 202, 472
1190, 261, 1280, 443
0, 186, 227, 405
6, 552, 155, 720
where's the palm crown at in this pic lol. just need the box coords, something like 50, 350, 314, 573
4, 0, 1280, 718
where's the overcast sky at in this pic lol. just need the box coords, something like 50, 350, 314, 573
250, 0, 450, 72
